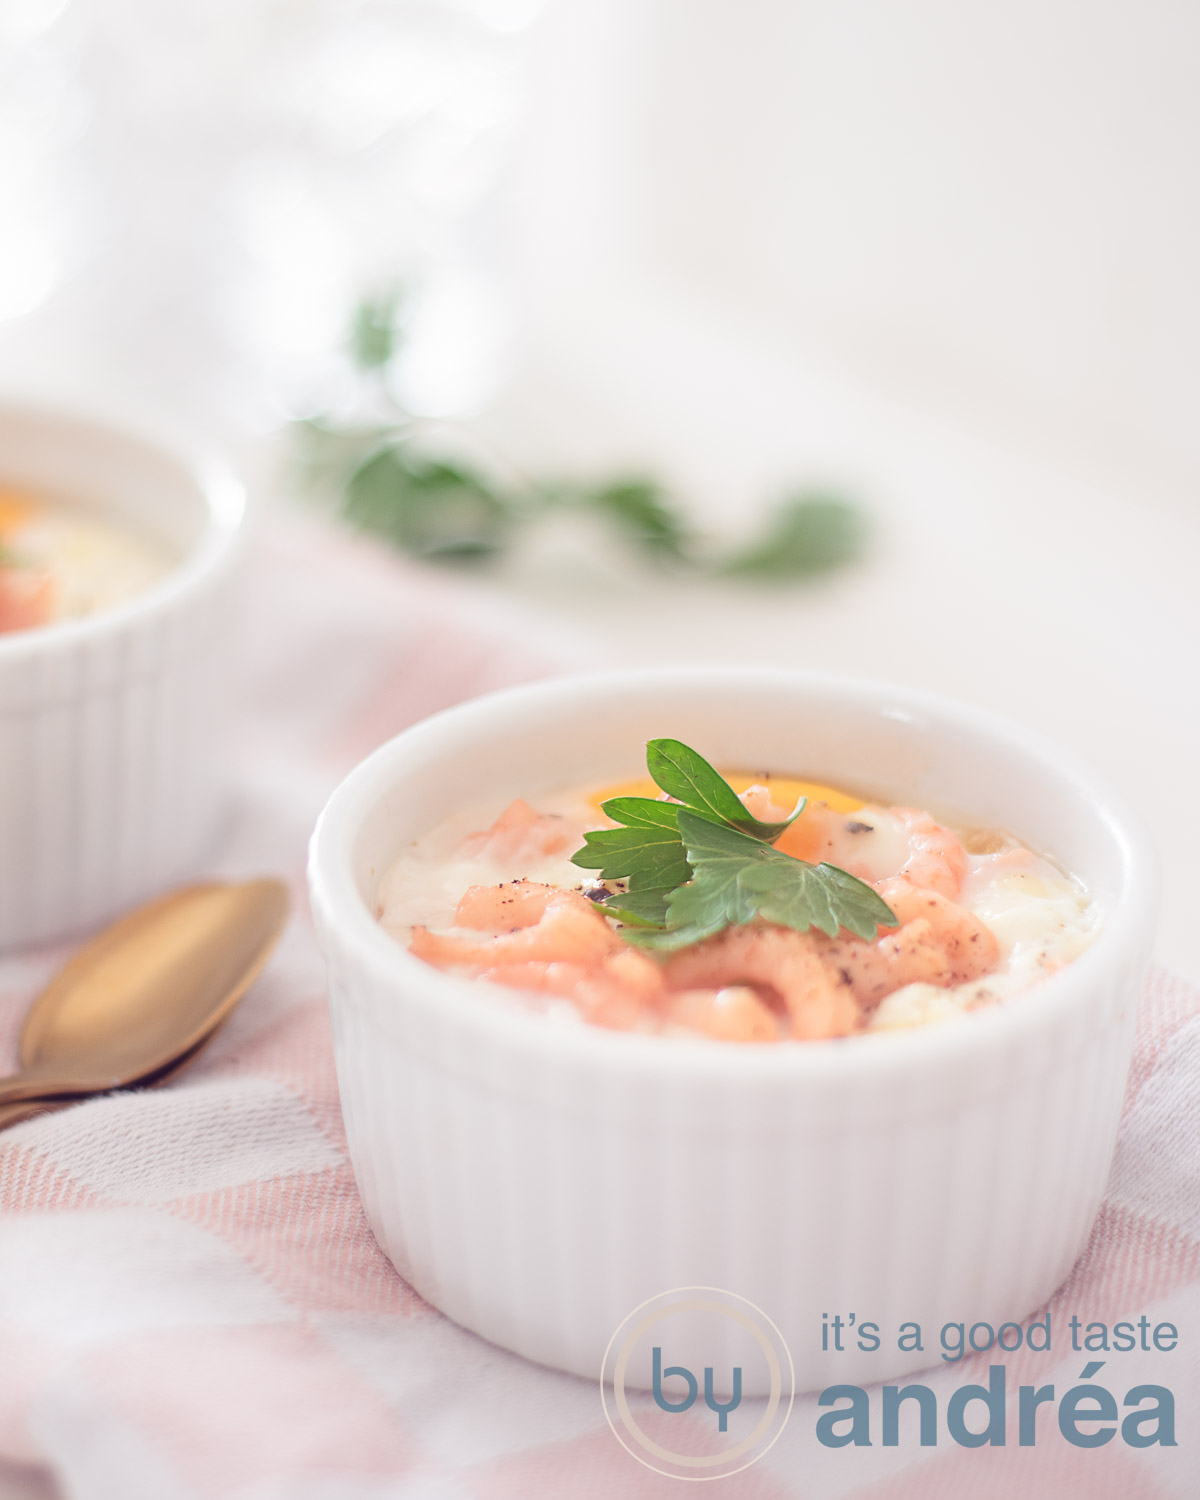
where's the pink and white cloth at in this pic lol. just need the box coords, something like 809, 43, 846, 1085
0, 519, 1194, 1500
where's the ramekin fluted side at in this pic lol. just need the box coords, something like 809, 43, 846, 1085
314, 893, 1146, 1395
0, 560, 238, 948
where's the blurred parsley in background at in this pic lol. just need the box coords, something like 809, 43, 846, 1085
296, 292, 865, 582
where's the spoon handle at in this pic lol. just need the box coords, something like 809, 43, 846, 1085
0, 1038, 215, 1126
0, 1074, 93, 1107
0, 1098, 64, 1131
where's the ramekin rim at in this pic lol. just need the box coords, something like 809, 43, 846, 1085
0, 401, 245, 661
307, 665, 1160, 1079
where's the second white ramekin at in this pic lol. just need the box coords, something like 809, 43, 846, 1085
0, 401, 245, 949
309, 669, 1157, 1393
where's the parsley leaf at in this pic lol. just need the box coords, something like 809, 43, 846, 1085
627, 811, 897, 950
570, 796, 691, 894
570, 737, 897, 951
570, 823, 691, 885
597, 882, 681, 928
596, 796, 680, 831
570, 797, 690, 926
344, 447, 509, 563
722, 493, 862, 581
568, 734, 802, 907
678, 812, 895, 939
300, 291, 868, 580
583, 478, 692, 564
646, 738, 803, 839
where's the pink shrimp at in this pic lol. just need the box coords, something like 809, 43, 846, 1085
875, 878, 1001, 978
415, 880, 664, 1028
663, 926, 860, 1041
460, 799, 575, 863
478, 946, 665, 1031
410, 882, 621, 970
775, 802, 968, 898
887, 808, 968, 899
818, 878, 999, 1008
738, 784, 794, 824
818, 920, 955, 1006
665, 986, 780, 1043
476, 961, 593, 998
0, 567, 54, 634
454, 879, 596, 931
575, 948, 667, 1029
582, 947, 664, 1004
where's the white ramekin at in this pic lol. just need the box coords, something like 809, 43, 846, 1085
308, 668, 1157, 1393
0, 401, 244, 949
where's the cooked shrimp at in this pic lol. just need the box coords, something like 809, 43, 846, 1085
460, 798, 576, 863
774, 802, 968, 899
818, 919, 953, 1006
454, 879, 597, 931
888, 808, 968, 899
417, 881, 662, 1029
665, 986, 780, 1043
575, 949, 666, 1029
818, 879, 999, 1007
481, 947, 663, 1006
0, 567, 54, 633
586, 947, 664, 1003
477, 946, 664, 1031
478, 961, 592, 997
876, 878, 1000, 979
411, 885, 620, 970
663, 926, 860, 1041
738, 784, 794, 824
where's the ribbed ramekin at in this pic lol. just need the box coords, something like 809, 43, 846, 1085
0, 401, 244, 949
308, 669, 1157, 1394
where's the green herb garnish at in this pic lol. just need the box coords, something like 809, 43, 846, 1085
293, 293, 865, 582
571, 794, 691, 928
345, 446, 509, 563
645, 738, 805, 840
583, 478, 691, 564
570, 739, 897, 949
722, 493, 863, 580
636, 810, 897, 950
351, 289, 401, 370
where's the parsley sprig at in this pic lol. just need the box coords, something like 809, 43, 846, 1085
294, 292, 864, 579
571, 739, 897, 950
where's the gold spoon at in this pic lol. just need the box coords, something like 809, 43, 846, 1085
0, 879, 289, 1119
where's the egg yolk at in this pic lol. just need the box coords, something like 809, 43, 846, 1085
588, 772, 863, 817
0, 491, 34, 539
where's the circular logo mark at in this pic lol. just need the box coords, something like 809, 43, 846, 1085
600, 1287, 795, 1481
